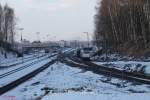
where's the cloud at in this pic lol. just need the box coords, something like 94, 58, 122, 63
60, 0, 81, 8
26, 0, 82, 12
0, 0, 82, 12
0, 0, 96, 41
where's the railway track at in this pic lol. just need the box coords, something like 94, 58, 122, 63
0, 54, 57, 95
0, 49, 74, 95
64, 56, 150, 85
0, 53, 48, 68
0, 54, 56, 79
0, 53, 39, 65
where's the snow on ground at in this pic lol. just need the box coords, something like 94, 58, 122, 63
91, 54, 131, 62
0, 52, 46, 67
0, 54, 50, 76
0, 54, 56, 87
94, 61, 150, 75
2, 63, 150, 100
91, 53, 150, 75
0, 51, 17, 64
42, 92, 150, 100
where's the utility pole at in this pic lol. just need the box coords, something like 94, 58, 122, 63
36, 32, 40, 59
83, 32, 90, 47
18, 28, 24, 63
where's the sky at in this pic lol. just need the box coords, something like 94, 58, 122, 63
0, 0, 98, 42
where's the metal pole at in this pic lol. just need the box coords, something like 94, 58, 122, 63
21, 29, 23, 63
36, 32, 40, 59
18, 28, 24, 63
84, 32, 90, 47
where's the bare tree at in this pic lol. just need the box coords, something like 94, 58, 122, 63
0, 4, 16, 58
94, 0, 150, 57
0, 4, 3, 42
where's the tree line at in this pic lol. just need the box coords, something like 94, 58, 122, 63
94, 0, 150, 57
0, 4, 16, 47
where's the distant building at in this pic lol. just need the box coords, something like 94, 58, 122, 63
22, 39, 30, 45
32, 41, 41, 44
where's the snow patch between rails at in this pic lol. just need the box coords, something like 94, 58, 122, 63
2, 63, 150, 100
